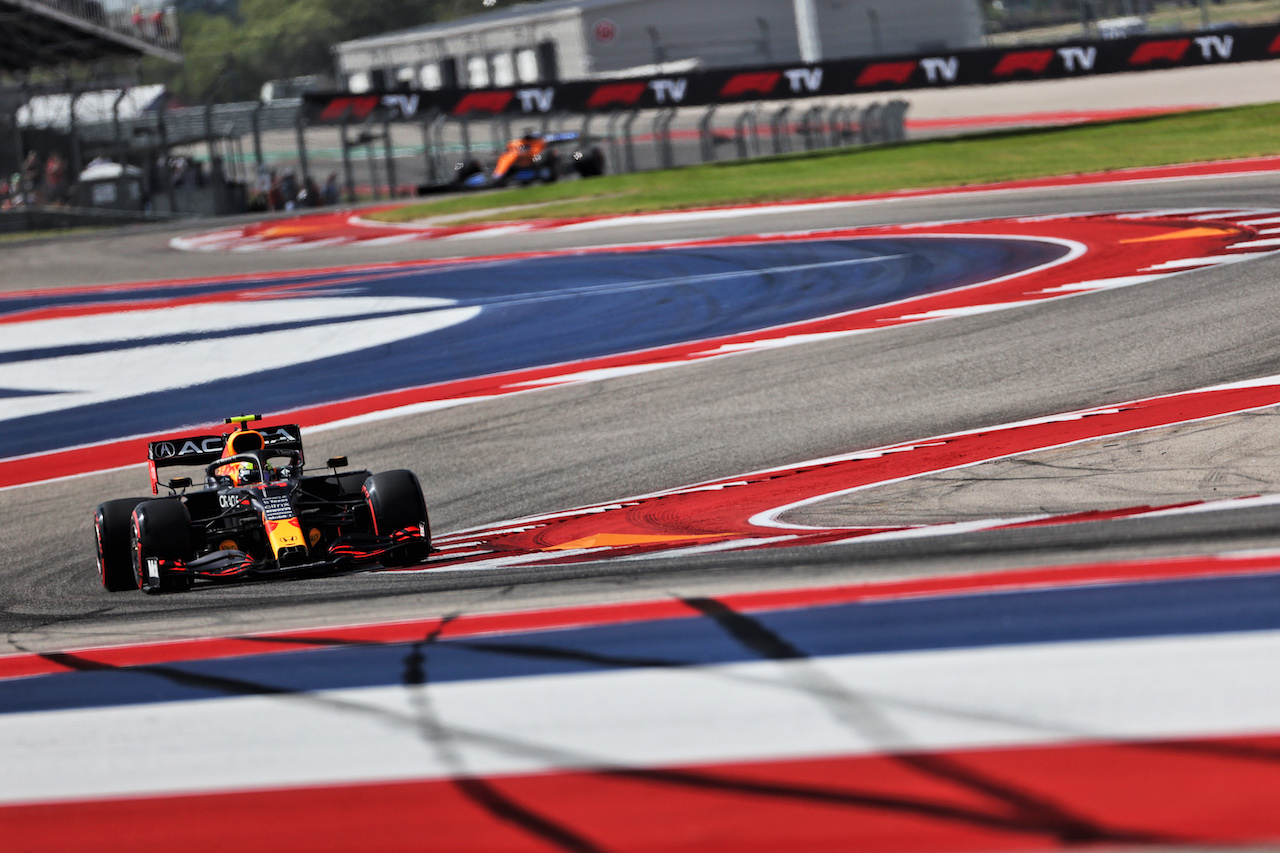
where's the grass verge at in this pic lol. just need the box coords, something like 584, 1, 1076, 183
369, 102, 1280, 224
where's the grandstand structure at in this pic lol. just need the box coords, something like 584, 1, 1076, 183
1, 0, 179, 71
1, 1, 182, 225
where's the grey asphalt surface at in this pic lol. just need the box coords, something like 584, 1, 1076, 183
6, 172, 1280, 654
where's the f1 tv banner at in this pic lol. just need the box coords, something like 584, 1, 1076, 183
305, 22, 1280, 123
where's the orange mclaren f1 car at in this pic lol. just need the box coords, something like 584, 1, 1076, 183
454, 130, 605, 188
94, 415, 431, 593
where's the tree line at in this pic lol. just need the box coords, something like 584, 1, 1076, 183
143, 0, 525, 102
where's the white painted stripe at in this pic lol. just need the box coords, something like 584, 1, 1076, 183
3, 630, 1280, 805
1229, 238, 1280, 249
1115, 208, 1225, 219
356, 234, 425, 246
1143, 254, 1265, 270
511, 362, 682, 387
616, 535, 800, 560
0, 298, 478, 424
695, 329, 869, 355
443, 225, 533, 240
1036, 274, 1165, 293
275, 237, 352, 251
1187, 209, 1274, 220
1136, 492, 1280, 518
169, 231, 244, 250
229, 237, 302, 252
893, 299, 1046, 321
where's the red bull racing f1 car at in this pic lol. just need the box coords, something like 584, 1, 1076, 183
94, 415, 431, 593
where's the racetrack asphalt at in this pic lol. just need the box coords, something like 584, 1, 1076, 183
6, 169, 1280, 653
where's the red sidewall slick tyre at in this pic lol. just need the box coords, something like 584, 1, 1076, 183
131, 499, 193, 594
94, 497, 150, 592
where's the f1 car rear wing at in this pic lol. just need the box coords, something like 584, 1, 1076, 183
147, 424, 304, 493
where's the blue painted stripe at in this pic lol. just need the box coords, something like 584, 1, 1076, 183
0, 237, 1063, 458
4, 571, 1279, 715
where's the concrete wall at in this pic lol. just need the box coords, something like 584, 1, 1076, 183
812, 0, 985, 58
579, 0, 802, 74
337, 10, 585, 89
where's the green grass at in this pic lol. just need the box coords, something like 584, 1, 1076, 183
370, 102, 1280, 224
0, 225, 109, 243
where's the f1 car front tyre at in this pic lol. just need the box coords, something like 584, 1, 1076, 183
95, 497, 150, 591
363, 470, 431, 565
131, 499, 193, 594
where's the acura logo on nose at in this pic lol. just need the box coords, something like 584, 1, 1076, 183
156, 442, 177, 458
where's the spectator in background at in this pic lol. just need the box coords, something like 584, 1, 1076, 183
44, 153, 67, 205
321, 172, 340, 206
22, 151, 43, 204
280, 168, 298, 209
6, 170, 27, 208
298, 174, 321, 208
151, 9, 167, 41
267, 170, 284, 211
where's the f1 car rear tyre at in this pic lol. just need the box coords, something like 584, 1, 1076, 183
95, 497, 150, 591
363, 470, 431, 565
131, 498, 193, 594
573, 147, 606, 178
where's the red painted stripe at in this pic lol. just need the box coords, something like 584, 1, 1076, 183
4, 732, 1280, 851
4, 550, 1278, 681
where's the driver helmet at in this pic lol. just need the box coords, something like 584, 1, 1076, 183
218, 429, 266, 485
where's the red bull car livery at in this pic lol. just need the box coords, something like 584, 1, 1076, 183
94, 415, 431, 593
